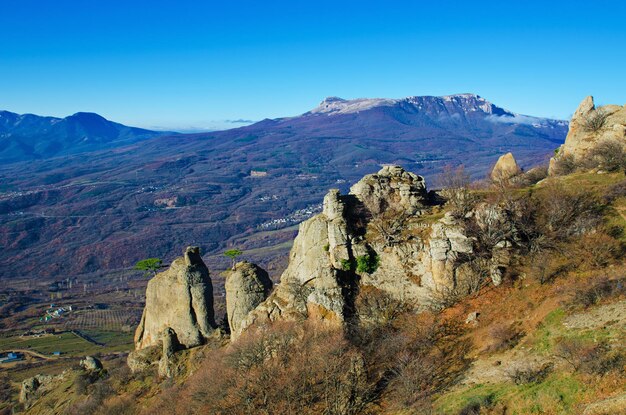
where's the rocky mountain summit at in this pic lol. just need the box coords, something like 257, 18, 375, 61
550, 96, 626, 174
0, 110, 168, 163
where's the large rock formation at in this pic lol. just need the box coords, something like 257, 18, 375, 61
238, 166, 512, 334
490, 152, 522, 182
225, 261, 273, 340
133, 246, 216, 350
549, 96, 626, 174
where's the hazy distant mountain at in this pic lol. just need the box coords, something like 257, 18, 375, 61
0, 93, 568, 280
0, 110, 170, 163
190, 93, 568, 178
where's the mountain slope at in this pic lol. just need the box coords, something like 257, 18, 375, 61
0, 93, 568, 279
0, 110, 170, 163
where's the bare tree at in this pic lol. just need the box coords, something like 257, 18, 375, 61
437, 165, 476, 217
588, 139, 626, 172
582, 107, 609, 132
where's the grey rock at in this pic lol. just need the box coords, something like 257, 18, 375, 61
127, 345, 162, 373
225, 261, 273, 341
79, 356, 103, 371
134, 246, 216, 351
491, 152, 521, 182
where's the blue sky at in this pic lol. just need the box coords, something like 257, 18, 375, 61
1, 0, 624, 131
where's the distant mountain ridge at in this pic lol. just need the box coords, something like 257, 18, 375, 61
0, 93, 569, 279
0, 110, 170, 163
297, 94, 568, 133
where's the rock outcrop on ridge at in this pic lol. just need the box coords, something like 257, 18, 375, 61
238, 165, 512, 334
549, 96, 626, 174
491, 152, 522, 182
133, 246, 216, 350
225, 261, 273, 340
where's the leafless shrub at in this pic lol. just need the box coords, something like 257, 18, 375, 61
508, 362, 553, 384
517, 166, 549, 187
488, 322, 525, 352
383, 318, 472, 413
556, 338, 625, 376
603, 180, 626, 203
529, 251, 575, 284
587, 139, 626, 172
160, 322, 374, 415
458, 395, 498, 415
368, 208, 410, 245
426, 285, 466, 312
537, 182, 603, 239
355, 286, 411, 324
555, 338, 599, 372
583, 107, 609, 132
438, 165, 478, 217
571, 277, 625, 309
576, 232, 622, 268
467, 204, 516, 254
551, 153, 578, 176
450, 256, 493, 295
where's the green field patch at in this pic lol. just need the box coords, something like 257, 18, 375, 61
435, 373, 586, 415
0, 332, 93, 356
0, 330, 134, 357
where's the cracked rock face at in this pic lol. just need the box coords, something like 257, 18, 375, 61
550, 96, 626, 174
225, 261, 273, 340
134, 246, 216, 350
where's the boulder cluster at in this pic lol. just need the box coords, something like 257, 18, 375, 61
130, 165, 518, 374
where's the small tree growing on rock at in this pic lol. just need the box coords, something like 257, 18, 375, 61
224, 249, 243, 270
134, 258, 163, 277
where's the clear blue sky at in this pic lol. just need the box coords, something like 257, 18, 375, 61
1, 0, 624, 131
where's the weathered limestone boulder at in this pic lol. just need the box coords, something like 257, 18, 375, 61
127, 345, 161, 373
549, 96, 626, 174
350, 165, 428, 216
79, 356, 103, 371
19, 377, 40, 404
490, 152, 521, 182
225, 261, 273, 340
129, 247, 216, 373
134, 246, 216, 350
238, 166, 513, 337
423, 212, 474, 290
19, 373, 65, 407
158, 327, 181, 378
135, 247, 216, 349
